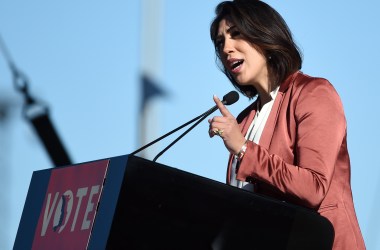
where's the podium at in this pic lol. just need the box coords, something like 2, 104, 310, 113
14, 155, 334, 249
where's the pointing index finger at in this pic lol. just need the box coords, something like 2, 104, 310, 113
213, 95, 232, 117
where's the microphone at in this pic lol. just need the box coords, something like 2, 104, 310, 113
130, 90, 239, 160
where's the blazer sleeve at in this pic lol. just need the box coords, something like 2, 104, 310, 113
236, 78, 346, 209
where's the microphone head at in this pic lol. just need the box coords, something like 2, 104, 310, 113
222, 91, 239, 105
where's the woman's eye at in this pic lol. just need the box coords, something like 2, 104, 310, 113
230, 30, 241, 38
215, 39, 224, 51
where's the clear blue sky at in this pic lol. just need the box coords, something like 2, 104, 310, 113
0, 1, 379, 249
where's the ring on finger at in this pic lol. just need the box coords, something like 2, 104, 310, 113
214, 129, 224, 137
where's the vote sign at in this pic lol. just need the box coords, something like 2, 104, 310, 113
32, 160, 109, 249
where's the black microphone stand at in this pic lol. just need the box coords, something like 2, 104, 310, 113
130, 104, 217, 156
131, 91, 239, 161
152, 105, 218, 162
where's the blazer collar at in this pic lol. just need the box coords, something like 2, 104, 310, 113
239, 71, 299, 150
259, 71, 299, 149
227, 71, 299, 183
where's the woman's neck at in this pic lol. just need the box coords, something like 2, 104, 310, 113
254, 81, 273, 108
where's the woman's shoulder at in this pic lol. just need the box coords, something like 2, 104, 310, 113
293, 71, 334, 90
289, 71, 340, 100
292, 71, 345, 114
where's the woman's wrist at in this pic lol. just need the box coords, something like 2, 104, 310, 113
235, 140, 248, 161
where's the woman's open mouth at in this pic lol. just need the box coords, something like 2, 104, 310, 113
229, 59, 244, 73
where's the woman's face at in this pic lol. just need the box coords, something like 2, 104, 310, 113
216, 19, 268, 87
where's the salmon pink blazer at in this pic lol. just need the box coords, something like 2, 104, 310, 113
228, 71, 365, 250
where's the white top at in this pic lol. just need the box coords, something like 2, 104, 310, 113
230, 86, 280, 190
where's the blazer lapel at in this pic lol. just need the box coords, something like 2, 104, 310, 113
258, 91, 284, 150
239, 102, 258, 135
258, 72, 298, 150
226, 71, 299, 183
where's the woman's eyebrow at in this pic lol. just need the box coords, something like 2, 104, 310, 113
226, 25, 237, 33
216, 25, 236, 39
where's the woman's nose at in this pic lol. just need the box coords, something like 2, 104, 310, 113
222, 38, 234, 55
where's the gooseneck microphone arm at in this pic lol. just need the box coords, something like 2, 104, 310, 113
130, 105, 217, 156
130, 90, 239, 161
152, 104, 219, 162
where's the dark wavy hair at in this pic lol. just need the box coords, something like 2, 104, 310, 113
210, 0, 302, 98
